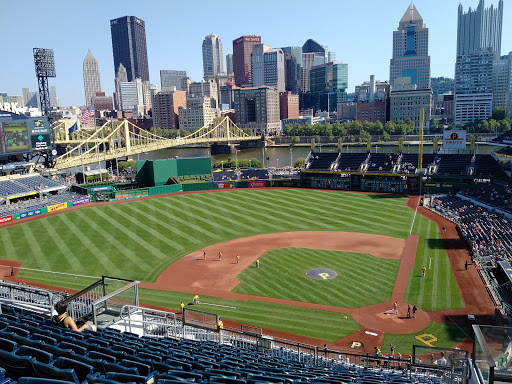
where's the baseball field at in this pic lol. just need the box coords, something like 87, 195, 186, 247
0, 188, 492, 354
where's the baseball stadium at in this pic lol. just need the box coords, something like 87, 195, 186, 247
1, 114, 512, 383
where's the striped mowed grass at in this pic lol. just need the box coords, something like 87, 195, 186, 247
232, 248, 401, 308
0, 189, 463, 338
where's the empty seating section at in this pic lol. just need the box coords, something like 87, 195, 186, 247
0, 303, 443, 384
212, 170, 238, 182
307, 152, 339, 170
239, 169, 269, 180
13, 176, 64, 191
337, 153, 367, 171
431, 195, 512, 265
473, 155, 508, 179
0, 175, 64, 198
366, 154, 400, 173
435, 154, 472, 175
0, 181, 27, 197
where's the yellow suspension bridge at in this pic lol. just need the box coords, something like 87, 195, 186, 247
52, 117, 260, 171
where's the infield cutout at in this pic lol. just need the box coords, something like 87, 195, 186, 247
306, 268, 337, 280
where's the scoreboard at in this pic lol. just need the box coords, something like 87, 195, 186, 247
0, 111, 51, 156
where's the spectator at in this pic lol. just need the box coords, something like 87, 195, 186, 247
52, 301, 97, 332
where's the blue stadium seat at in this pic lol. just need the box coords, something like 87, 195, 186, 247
97, 347, 127, 361
41, 344, 75, 358
154, 374, 192, 382
105, 373, 148, 384
0, 350, 37, 380
54, 357, 94, 383
32, 334, 58, 345
59, 341, 87, 355
120, 360, 152, 377
72, 338, 99, 352
112, 344, 137, 355
86, 337, 111, 348
89, 351, 117, 364
18, 378, 75, 384
0, 337, 16, 352
5, 326, 30, 338
33, 361, 80, 384
153, 362, 184, 374
12, 334, 45, 349
138, 352, 163, 363
104, 362, 139, 375
70, 354, 107, 375
16, 346, 53, 364
0, 321, 9, 330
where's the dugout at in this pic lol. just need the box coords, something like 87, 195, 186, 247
136, 157, 212, 187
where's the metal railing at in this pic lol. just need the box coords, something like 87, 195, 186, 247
0, 280, 65, 316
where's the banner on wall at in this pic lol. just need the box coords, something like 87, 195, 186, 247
0, 215, 12, 224
217, 183, 235, 189
248, 181, 266, 188
72, 197, 90, 206
48, 203, 66, 212
19, 208, 43, 219
443, 130, 466, 150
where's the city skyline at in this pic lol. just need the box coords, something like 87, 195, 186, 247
1, 0, 511, 107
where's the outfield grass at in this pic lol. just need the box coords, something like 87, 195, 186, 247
233, 248, 400, 308
139, 288, 362, 342
0, 189, 464, 343
403, 214, 464, 312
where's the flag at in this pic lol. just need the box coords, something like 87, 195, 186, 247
68, 122, 78, 135
81, 105, 94, 122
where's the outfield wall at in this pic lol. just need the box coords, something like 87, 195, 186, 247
0, 196, 91, 224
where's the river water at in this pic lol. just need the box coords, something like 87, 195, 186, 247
131, 143, 497, 169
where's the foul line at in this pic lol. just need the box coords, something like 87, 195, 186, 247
200, 302, 236, 309
0, 264, 99, 280
409, 197, 421, 235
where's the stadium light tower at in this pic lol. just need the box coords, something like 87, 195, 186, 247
33, 48, 56, 117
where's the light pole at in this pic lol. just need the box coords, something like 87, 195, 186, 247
277, 158, 279, 169
249, 159, 252, 168
235, 150, 239, 169
221, 160, 224, 170
290, 147, 293, 168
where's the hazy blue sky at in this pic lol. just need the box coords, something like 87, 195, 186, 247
1, 0, 510, 107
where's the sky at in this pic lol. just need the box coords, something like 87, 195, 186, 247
1, 0, 511, 107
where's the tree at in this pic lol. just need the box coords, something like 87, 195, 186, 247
118, 160, 136, 173
492, 107, 506, 121
292, 136, 300, 144
242, 128, 253, 136
382, 131, 390, 141
294, 157, 306, 168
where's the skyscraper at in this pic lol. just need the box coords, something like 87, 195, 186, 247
455, 0, 504, 126
226, 54, 234, 74
83, 50, 102, 106
202, 34, 224, 77
160, 70, 188, 91
114, 63, 128, 110
232, 35, 261, 87
110, 16, 150, 83
457, 0, 503, 57
389, 2, 431, 90
282, 47, 302, 95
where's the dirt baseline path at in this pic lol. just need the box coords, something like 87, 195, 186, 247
141, 231, 406, 292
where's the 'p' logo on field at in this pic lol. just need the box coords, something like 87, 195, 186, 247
306, 268, 337, 280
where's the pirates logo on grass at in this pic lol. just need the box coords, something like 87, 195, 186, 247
306, 268, 337, 280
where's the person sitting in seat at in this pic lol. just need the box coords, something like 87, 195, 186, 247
52, 301, 97, 332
